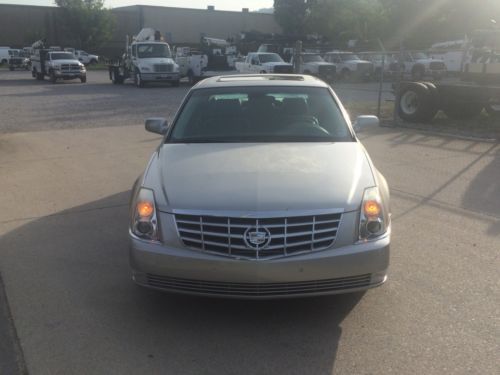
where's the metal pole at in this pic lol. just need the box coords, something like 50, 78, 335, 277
294, 40, 302, 74
393, 42, 404, 124
377, 55, 385, 118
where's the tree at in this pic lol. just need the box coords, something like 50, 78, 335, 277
55, 0, 115, 51
273, 0, 316, 36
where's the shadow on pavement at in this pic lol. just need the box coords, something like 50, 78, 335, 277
0, 191, 363, 374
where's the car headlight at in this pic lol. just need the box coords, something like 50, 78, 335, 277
131, 188, 159, 241
79, 64, 86, 70
358, 186, 389, 241
173, 64, 180, 72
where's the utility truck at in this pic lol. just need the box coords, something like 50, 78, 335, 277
108, 28, 180, 87
396, 29, 500, 122
175, 37, 238, 84
30, 40, 86, 83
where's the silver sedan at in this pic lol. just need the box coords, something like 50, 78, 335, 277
129, 74, 390, 298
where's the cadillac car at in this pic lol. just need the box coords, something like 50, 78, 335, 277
129, 74, 390, 298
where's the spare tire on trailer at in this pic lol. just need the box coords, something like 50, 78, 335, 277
396, 82, 437, 123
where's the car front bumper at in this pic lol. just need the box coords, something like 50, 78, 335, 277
130, 226, 390, 299
141, 72, 180, 82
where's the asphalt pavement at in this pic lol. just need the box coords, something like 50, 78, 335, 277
0, 70, 498, 375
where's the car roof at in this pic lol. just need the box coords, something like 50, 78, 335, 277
194, 74, 330, 89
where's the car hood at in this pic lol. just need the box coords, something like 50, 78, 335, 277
262, 61, 292, 67
304, 62, 335, 66
50, 59, 81, 65
154, 143, 375, 213
138, 57, 176, 65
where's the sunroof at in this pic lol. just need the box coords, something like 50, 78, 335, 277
217, 75, 305, 82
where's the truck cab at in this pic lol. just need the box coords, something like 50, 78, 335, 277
109, 28, 180, 87
290, 53, 336, 82
324, 51, 373, 81
235, 52, 293, 74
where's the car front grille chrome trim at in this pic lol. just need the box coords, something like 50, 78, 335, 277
173, 210, 343, 260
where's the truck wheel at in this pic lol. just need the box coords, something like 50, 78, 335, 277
134, 70, 144, 88
90, 59, 97, 65
80, 75, 87, 83
411, 65, 425, 80
50, 71, 57, 84
187, 70, 196, 85
443, 103, 484, 120
397, 83, 436, 123
341, 68, 351, 80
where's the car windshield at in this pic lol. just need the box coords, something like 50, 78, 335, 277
50, 52, 75, 60
168, 86, 353, 143
137, 43, 171, 58
341, 54, 360, 61
302, 54, 324, 62
259, 53, 284, 63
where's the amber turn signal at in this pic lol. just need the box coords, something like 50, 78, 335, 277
363, 200, 381, 217
137, 201, 154, 217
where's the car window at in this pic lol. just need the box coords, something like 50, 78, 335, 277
137, 43, 171, 58
259, 54, 284, 63
168, 86, 353, 143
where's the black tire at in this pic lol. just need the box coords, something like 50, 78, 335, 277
443, 102, 484, 120
171, 80, 180, 87
50, 71, 57, 84
260, 70, 267, 74
0, 59, 7, 65
187, 70, 196, 85
90, 59, 97, 65
411, 65, 425, 81
396, 83, 436, 123
134, 70, 144, 88
80, 75, 87, 83
341, 68, 351, 80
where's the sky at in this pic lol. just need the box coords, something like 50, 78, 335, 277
0, 0, 274, 11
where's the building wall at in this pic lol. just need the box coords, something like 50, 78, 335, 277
0, 4, 281, 55
0, 4, 61, 48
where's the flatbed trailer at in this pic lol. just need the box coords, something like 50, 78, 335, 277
396, 80, 500, 122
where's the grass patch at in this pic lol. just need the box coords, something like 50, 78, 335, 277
85, 62, 108, 71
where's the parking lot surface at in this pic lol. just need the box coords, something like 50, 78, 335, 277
0, 70, 499, 375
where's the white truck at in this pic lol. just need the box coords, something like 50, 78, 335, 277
235, 52, 293, 74
290, 53, 336, 82
175, 37, 238, 84
323, 51, 374, 81
31, 41, 86, 83
108, 28, 180, 87
65, 48, 99, 65
400, 52, 447, 80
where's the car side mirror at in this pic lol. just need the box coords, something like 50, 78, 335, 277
353, 115, 379, 132
145, 117, 169, 135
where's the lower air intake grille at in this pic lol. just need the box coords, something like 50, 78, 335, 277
146, 274, 372, 297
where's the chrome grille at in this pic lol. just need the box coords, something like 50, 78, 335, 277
60, 64, 80, 71
430, 61, 445, 70
154, 64, 173, 73
146, 274, 371, 297
175, 212, 342, 260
